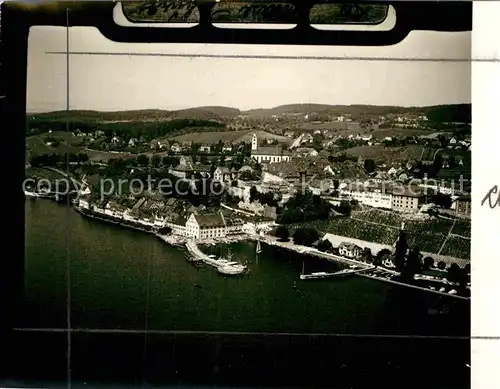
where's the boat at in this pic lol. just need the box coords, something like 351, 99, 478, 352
256, 239, 262, 254
216, 248, 247, 276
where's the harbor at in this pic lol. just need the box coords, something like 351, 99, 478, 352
185, 239, 249, 275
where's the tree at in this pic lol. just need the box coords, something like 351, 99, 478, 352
447, 263, 462, 283
403, 246, 422, 279
363, 158, 376, 173
158, 226, 172, 235
137, 154, 149, 167
362, 248, 373, 263
317, 239, 334, 253
437, 261, 447, 270
431, 193, 452, 209
275, 225, 290, 242
423, 256, 434, 270
293, 227, 320, 247
249, 186, 258, 202
394, 230, 408, 272
151, 154, 162, 168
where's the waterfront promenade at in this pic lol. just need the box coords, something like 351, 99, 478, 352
258, 235, 373, 269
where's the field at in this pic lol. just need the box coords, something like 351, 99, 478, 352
301, 122, 434, 139
84, 149, 136, 162
342, 145, 425, 164
171, 129, 293, 145
289, 209, 471, 260
25, 167, 67, 181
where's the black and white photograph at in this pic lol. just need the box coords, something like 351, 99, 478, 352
2, 1, 487, 388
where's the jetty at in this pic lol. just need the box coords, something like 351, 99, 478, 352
300, 266, 375, 280
185, 239, 247, 275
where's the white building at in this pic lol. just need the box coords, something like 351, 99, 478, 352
338, 242, 362, 259
104, 201, 126, 218
339, 184, 393, 209
250, 133, 291, 164
391, 186, 426, 213
213, 166, 231, 182
78, 196, 90, 209
185, 213, 227, 240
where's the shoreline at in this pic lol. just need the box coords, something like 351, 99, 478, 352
258, 239, 470, 301
34, 199, 470, 300
359, 274, 470, 301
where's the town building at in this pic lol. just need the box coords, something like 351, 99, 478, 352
250, 133, 291, 164
185, 213, 227, 239
339, 183, 393, 209
391, 186, 426, 213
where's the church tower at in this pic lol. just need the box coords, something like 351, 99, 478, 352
251, 133, 258, 151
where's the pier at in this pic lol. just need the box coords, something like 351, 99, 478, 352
185, 240, 248, 275
300, 266, 375, 280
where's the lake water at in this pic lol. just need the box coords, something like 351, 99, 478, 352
15, 199, 470, 387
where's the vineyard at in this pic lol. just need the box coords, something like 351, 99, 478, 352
289, 209, 471, 260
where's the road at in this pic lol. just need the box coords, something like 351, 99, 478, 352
260, 234, 372, 268
43, 166, 84, 190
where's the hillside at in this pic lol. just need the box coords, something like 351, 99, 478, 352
244, 104, 429, 117
28, 106, 240, 123
29, 104, 470, 122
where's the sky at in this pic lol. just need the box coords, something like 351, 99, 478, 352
26, 26, 471, 113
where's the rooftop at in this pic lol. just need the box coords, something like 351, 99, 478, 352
194, 213, 225, 228
251, 146, 292, 156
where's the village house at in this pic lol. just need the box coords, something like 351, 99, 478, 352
199, 145, 211, 153
294, 147, 318, 157
453, 195, 471, 216
338, 242, 362, 259
163, 215, 188, 236
92, 200, 108, 214
224, 217, 245, 235
111, 136, 120, 145
78, 195, 91, 210
104, 200, 125, 218
250, 133, 292, 164
222, 144, 233, 152
170, 143, 182, 153
213, 166, 232, 182
128, 138, 138, 147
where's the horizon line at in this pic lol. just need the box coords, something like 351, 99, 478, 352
26, 102, 471, 115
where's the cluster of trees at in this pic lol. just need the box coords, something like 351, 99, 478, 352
277, 190, 333, 224
425, 104, 471, 124
327, 154, 357, 163
30, 152, 89, 167
249, 186, 280, 207
431, 193, 453, 209
391, 230, 469, 287
93, 168, 225, 208
275, 225, 334, 252
293, 227, 321, 247
27, 117, 225, 141
363, 158, 376, 173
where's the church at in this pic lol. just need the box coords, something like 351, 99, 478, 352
250, 133, 292, 164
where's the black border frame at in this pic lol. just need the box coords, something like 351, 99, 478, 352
0, 1, 472, 387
